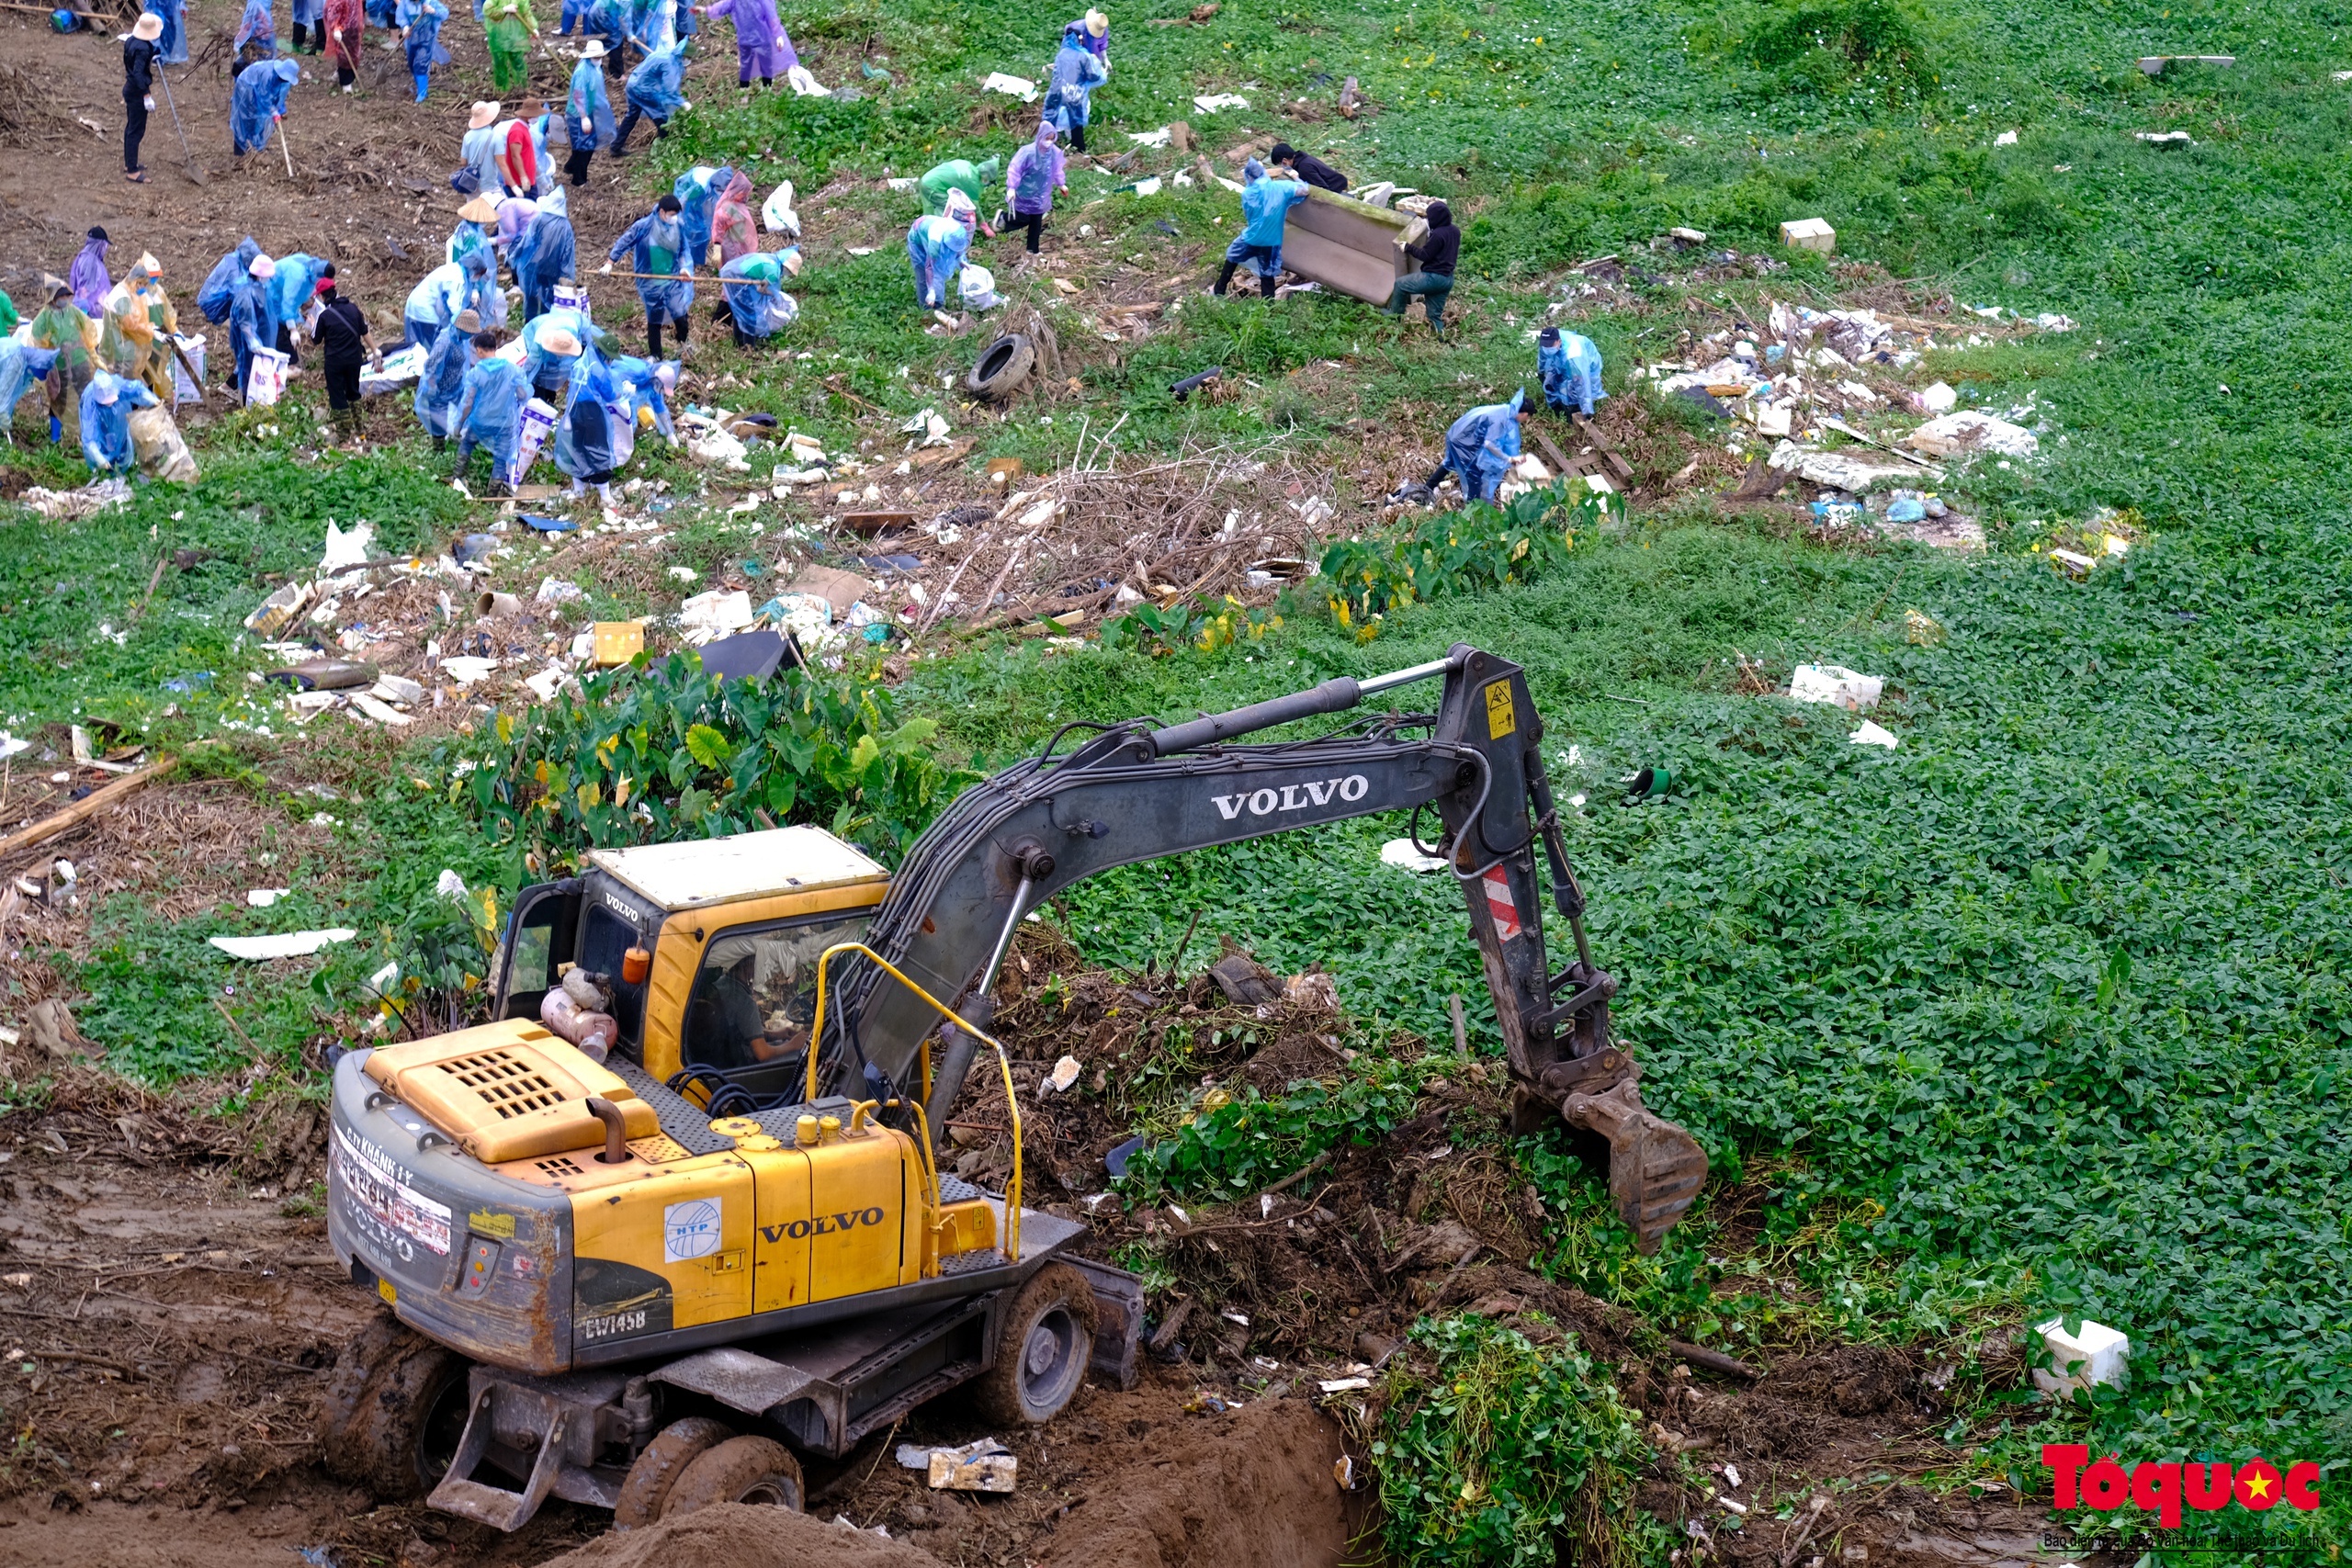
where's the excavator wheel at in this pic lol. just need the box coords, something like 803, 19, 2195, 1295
614, 1416, 736, 1529
975, 1261, 1098, 1426
663, 1436, 806, 1517
315, 1314, 471, 1499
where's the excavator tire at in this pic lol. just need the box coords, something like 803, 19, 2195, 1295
319, 1322, 471, 1499
974, 1261, 1098, 1426
316, 1312, 413, 1480
614, 1416, 736, 1529
662, 1435, 806, 1517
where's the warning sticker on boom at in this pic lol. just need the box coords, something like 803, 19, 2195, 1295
1485, 680, 1516, 739
1480, 868, 1523, 942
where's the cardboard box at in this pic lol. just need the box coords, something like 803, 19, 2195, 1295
592, 621, 647, 667
1780, 218, 1837, 254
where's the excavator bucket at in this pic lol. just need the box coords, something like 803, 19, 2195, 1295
1561, 1081, 1709, 1254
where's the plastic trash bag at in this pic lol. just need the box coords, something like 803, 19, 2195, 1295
959, 263, 1000, 310
762, 178, 800, 236
129, 404, 199, 483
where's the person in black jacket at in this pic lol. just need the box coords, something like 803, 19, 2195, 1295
1270, 141, 1347, 194
310, 265, 383, 442
1384, 198, 1459, 338
124, 13, 162, 183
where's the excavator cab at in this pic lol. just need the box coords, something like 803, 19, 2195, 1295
492, 828, 890, 1114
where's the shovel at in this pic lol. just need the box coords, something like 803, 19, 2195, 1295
155, 67, 208, 186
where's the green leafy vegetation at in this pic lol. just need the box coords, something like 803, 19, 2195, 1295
1371, 1314, 1657, 1568
455, 651, 982, 863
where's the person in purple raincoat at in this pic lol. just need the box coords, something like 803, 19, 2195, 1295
71, 229, 113, 314
695, 0, 794, 87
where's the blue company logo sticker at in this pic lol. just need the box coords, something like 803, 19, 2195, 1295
760, 1206, 888, 1244
663, 1199, 723, 1262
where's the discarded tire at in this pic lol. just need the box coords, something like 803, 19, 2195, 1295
315, 1314, 470, 1499
974, 1261, 1098, 1426
662, 1434, 806, 1517
965, 333, 1035, 402
615, 1416, 736, 1528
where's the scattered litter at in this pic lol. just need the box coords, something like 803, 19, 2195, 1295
899, 406, 953, 446
208, 929, 357, 960
2034, 1317, 2130, 1394
439, 656, 499, 685
679, 590, 756, 637
2048, 547, 2099, 577
1912, 381, 1957, 414
785, 63, 830, 96
1192, 93, 1250, 112
246, 888, 290, 908
1850, 720, 1899, 750
1789, 664, 1883, 711
982, 72, 1038, 102
436, 869, 469, 900
1040, 1055, 1082, 1095
924, 1438, 1017, 1493
243, 581, 314, 637
1318, 1376, 1371, 1393
1183, 1391, 1238, 1415
522, 668, 569, 702
1904, 411, 2040, 459
2139, 53, 2233, 74
21, 479, 132, 519
1127, 127, 1172, 148
762, 179, 801, 236
1994, 130, 2018, 146
519, 513, 578, 536
2133, 130, 2194, 147
319, 520, 374, 573
536, 576, 585, 605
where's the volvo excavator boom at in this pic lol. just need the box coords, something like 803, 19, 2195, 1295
828, 643, 1707, 1252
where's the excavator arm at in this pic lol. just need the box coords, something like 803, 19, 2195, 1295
827, 643, 1707, 1251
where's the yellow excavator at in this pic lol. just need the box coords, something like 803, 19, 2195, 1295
319, 644, 1706, 1530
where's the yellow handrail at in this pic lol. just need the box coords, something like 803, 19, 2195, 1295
805, 942, 1023, 1264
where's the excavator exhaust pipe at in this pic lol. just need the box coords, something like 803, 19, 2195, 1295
1561, 1082, 1708, 1254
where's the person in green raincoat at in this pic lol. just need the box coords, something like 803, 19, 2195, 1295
483, 0, 539, 93
28, 277, 97, 446
919, 155, 1000, 236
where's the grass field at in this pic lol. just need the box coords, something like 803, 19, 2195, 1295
6, 0, 2348, 1555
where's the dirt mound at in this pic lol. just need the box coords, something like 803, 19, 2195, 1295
539, 1506, 947, 1568
1034, 1396, 1360, 1568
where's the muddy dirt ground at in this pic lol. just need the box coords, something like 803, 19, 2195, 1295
0, 792, 2068, 1568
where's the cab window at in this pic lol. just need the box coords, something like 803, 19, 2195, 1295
684, 912, 871, 1072
579, 905, 648, 1045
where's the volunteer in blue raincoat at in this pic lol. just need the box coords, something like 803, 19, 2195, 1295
198, 238, 264, 325
1043, 19, 1108, 152
609, 190, 694, 356
404, 262, 468, 348
144, 0, 189, 63
906, 201, 972, 311
2, 343, 62, 442
1213, 157, 1308, 299
718, 252, 795, 344
673, 164, 733, 265
553, 351, 625, 503
582, 0, 628, 69
227, 254, 279, 406
520, 316, 586, 404
1421, 389, 1528, 505
511, 186, 577, 321
401, 0, 451, 102
1537, 326, 1605, 417
451, 330, 526, 489
413, 306, 481, 448
563, 40, 616, 184
78, 370, 159, 476
265, 253, 328, 355
609, 354, 676, 441
231, 58, 299, 158
610, 42, 684, 156
460, 248, 508, 328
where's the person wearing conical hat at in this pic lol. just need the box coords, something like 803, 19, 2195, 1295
124, 14, 162, 182
450, 193, 501, 269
